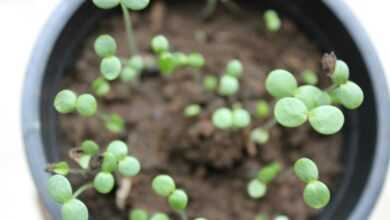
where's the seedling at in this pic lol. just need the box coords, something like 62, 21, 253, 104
184, 104, 202, 118
203, 75, 218, 91
247, 162, 282, 199
100, 113, 126, 134
256, 100, 270, 119
129, 209, 149, 220
301, 70, 318, 85
152, 175, 189, 220
218, 75, 239, 96
46, 0, 366, 219
294, 158, 330, 209
54, 90, 97, 117
264, 10, 281, 32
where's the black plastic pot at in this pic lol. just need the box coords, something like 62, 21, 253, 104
22, 0, 390, 219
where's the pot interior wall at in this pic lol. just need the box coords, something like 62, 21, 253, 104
39, 1, 377, 219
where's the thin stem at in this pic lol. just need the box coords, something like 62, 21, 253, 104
73, 182, 94, 198
202, 0, 218, 20
120, 2, 138, 55
178, 210, 188, 220
262, 118, 277, 130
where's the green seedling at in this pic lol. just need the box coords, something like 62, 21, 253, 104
274, 215, 289, 220
247, 162, 282, 199
47, 161, 70, 176
184, 104, 202, 118
92, 77, 111, 97
101, 113, 126, 133
203, 75, 218, 91
151, 35, 170, 54
256, 100, 270, 119
225, 59, 243, 78
264, 10, 281, 32
152, 175, 189, 219
218, 75, 239, 96
266, 69, 298, 99
95, 34, 117, 58
79, 140, 100, 169
301, 70, 318, 85
293, 158, 330, 209
129, 209, 149, 220
150, 213, 170, 220
54, 90, 97, 117
250, 128, 270, 145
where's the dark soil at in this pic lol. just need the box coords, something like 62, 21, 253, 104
58, 1, 342, 220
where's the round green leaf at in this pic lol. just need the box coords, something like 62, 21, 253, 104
172, 52, 188, 67
62, 199, 88, 220
303, 180, 331, 209
151, 35, 169, 54
184, 104, 201, 118
334, 81, 364, 109
308, 105, 344, 135
100, 56, 122, 80
150, 213, 170, 220
256, 100, 270, 119
294, 85, 324, 110
247, 179, 267, 199
81, 140, 99, 155
187, 53, 205, 69
122, 0, 150, 10
250, 128, 269, 145
232, 108, 251, 128
274, 215, 289, 220
168, 189, 188, 210
152, 175, 176, 197
294, 158, 319, 183
92, 77, 111, 96
101, 152, 118, 172
92, 0, 120, 9
203, 75, 218, 91
78, 155, 92, 170
225, 59, 243, 78
301, 70, 318, 85
274, 97, 308, 127
105, 113, 125, 133
48, 175, 73, 204
121, 66, 138, 82
266, 69, 298, 99
128, 55, 144, 72
107, 140, 128, 160
159, 52, 176, 76
118, 156, 141, 177
51, 162, 70, 176
331, 60, 349, 85
94, 34, 117, 58
129, 209, 148, 220
264, 10, 281, 32
257, 162, 282, 184
218, 75, 239, 96
54, 90, 77, 114
76, 94, 97, 117
94, 172, 115, 194
212, 107, 233, 129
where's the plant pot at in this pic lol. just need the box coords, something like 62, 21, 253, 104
22, 0, 390, 219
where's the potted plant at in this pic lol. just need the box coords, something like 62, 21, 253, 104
22, 0, 390, 220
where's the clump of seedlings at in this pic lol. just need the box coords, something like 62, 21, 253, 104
45, 0, 365, 220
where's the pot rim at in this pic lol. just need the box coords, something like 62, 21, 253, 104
21, 0, 390, 219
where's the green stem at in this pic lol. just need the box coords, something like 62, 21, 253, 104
178, 210, 188, 220
73, 182, 94, 198
262, 118, 277, 130
202, 0, 218, 19
120, 2, 138, 56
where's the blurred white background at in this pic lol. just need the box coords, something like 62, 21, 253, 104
0, 0, 389, 219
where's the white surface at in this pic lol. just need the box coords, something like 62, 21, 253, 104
0, 0, 388, 219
